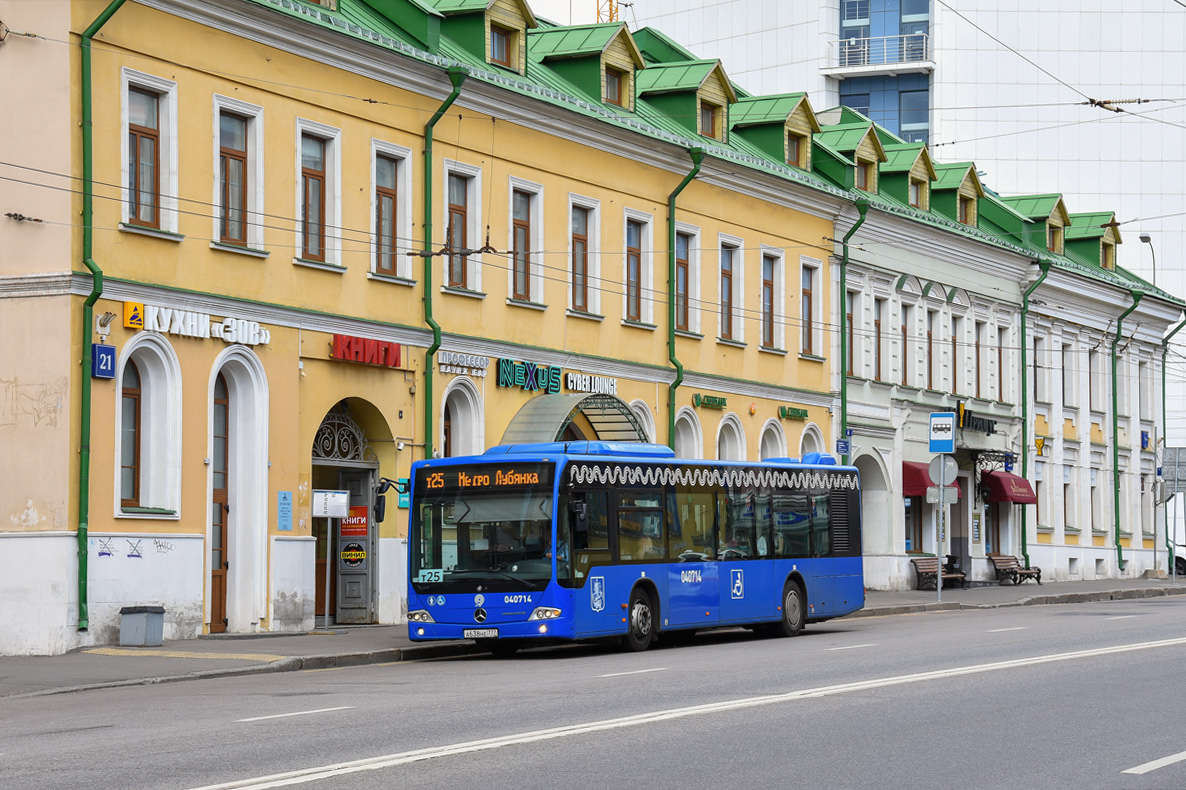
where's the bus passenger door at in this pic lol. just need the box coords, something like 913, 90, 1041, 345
665, 490, 720, 628
666, 563, 718, 627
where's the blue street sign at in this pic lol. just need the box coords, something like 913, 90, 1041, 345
836, 439, 850, 455
91, 344, 115, 379
929, 412, 956, 454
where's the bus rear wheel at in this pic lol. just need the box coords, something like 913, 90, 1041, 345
624, 589, 655, 652
1177, 556, 1186, 577
775, 582, 805, 637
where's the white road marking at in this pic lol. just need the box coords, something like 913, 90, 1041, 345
1123, 749, 1186, 775
191, 636, 1186, 790
827, 644, 875, 651
988, 627, 1027, 632
598, 668, 667, 678
1107, 615, 1138, 621
237, 707, 354, 723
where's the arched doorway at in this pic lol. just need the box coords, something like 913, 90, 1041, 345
311, 399, 392, 626
208, 347, 268, 634
441, 377, 484, 457
854, 453, 890, 555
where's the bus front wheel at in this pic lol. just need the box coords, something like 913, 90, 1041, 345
775, 582, 805, 637
624, 588, 655, 652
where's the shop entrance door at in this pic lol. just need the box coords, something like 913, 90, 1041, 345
336, 469, 375, 624
210, 373, 230, 634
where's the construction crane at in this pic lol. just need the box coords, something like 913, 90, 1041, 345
597, 0, 618, 22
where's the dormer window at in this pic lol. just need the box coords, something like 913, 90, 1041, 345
700, 101, 719, 139
490, 25, 513, 68
787, 133, 804, 167
1047, 224, 1063, 253
855, 158, 875, 191
605, 67, 625, 107
959, 195, 975, 225
910, 178, 930, 209
1102, 241, 1115, 269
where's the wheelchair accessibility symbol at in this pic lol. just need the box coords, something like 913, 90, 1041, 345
730, 569, 744, 599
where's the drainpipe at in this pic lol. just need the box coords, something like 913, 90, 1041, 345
839, 199, 869, 465
422, 67, 466, 460
77, 0, 130, 633
1112, 290, 1143, 572
666, 148, 704, 449
1162, 313, 1186, 566
1019, 261, 1051, 570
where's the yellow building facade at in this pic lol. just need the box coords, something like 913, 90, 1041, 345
0, 0, 847, 653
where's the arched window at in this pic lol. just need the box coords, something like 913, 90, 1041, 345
717, 414, 746, 461
120, 360, 142, 507
629, 400, 656, 443
116, 334, 182, 516
759, 420, 787, 460
674, 407, 703, 459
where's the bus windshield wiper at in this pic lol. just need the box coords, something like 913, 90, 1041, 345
447, 569, 538, 586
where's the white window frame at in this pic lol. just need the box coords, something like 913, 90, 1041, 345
507, 176, 545, 304
568, 194, 602, 315
442, 158, 483, 292
114, 333, 183, 519
370, 139, 414, 280
718, 233, 745, 343
121, 68, 179, 233
799, 255, 823, 356
294, 117, 343, 267
622, 208, 655, 325
211, 95, 265, 250
675, 221, 702, 334
760, 244, 785, 350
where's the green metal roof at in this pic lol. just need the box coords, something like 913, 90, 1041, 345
730, 93, 808, 127
635, 59, 720, 95
527, 22, 625, 61
932, 162, 975, 190
880, 142, 926, 174
814, 122, 874, 154
632, 26, 700, 65
999, 194, 1064, 222
1066, 212, 1116, 240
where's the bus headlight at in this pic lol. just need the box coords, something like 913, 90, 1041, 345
527, 607, 562, 621
408, 610, 435, 623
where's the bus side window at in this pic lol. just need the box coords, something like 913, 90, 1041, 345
565, 491, 609, 580
811, 493, 830, 557
670, 488, 716, 561
776, 493, 811, 557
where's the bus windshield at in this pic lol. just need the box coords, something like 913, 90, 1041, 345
410, 462, 555, 592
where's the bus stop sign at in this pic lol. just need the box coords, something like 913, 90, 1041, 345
929, 412, 956, 454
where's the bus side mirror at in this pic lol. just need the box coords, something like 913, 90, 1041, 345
569, 500, 588, 533
375, 495, 387, 524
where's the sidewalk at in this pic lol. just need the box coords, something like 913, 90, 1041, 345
3, 577, 1183, 700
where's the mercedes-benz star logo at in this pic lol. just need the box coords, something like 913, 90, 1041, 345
474, 608, 487, 623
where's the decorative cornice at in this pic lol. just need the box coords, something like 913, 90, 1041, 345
0, 272, 73, 298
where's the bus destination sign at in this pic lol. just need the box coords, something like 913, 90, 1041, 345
418, 464, 552, 495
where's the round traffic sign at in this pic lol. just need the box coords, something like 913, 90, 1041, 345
928, 454, 959, 487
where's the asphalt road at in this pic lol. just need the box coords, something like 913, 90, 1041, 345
4, 597, 1186, 790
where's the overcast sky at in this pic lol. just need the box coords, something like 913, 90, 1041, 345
530, 0, 598, 25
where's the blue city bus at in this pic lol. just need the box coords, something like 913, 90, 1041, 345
407, 441, 864, 654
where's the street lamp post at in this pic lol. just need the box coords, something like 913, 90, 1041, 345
1140, 232, 1156, 288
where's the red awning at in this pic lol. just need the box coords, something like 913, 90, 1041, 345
902, 461, 961, 499
982, 470, 1037, 504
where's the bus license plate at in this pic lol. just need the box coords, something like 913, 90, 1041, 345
464, 628, 499, 639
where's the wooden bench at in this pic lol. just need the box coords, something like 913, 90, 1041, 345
987, 554, 1042, 585
911, 556, 966, 590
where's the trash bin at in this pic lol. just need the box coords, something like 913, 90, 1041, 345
119, 606, 165, 647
